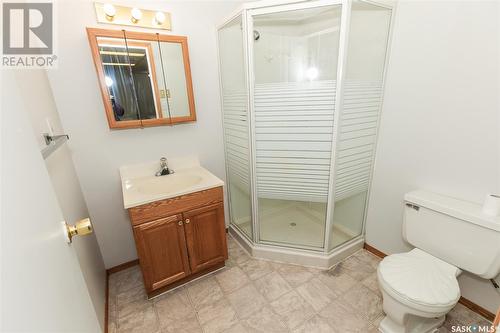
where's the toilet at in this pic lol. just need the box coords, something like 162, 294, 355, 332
377, 190, 500, 333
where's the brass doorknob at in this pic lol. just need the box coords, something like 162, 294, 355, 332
66, 218, 93, 243
185, 219, 190, 224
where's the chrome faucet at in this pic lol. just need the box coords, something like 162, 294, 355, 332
155, 157, 174, 176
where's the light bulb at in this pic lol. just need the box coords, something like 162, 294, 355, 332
105, 76, 114, 87
154, 11, 166, 25
103, 3, 116, 19
305, 67, 319, 81
131, 8, 142, 23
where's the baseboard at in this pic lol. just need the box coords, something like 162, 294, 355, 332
363, 243, 495, 322
104, 259, 140, 333
458, 296, 495, 322
106, 259, 140, 275
363, 243, 387, 259
104, 273, 109, 333
493, 308, 500, 332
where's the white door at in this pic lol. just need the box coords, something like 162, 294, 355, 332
1, 70, 102, 332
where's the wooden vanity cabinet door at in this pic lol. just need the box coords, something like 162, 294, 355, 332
133, 214, 191, 293
183, 203, 228, 273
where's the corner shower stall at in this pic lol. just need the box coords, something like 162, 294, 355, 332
218, 0, 394, 267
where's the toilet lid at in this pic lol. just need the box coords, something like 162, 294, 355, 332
378, 249, 461, 308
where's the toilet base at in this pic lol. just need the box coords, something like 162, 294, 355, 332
378, 314, 445, 333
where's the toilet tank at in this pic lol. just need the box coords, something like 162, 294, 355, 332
403, 190, 500, 279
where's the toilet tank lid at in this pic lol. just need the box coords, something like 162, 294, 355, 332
404, 190, 500, 232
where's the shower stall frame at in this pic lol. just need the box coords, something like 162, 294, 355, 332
217, 0, 397, 268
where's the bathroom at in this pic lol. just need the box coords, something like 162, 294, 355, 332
2, 0, 499, 332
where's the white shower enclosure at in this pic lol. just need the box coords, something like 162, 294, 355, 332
218, 0, 394, 267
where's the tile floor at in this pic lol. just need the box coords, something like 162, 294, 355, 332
108, 236, 492, 333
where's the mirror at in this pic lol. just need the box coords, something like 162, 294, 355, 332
87, 28, 196, 129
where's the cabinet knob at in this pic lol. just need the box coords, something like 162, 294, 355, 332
178, 221, 183, 226
185, 219, 190, 224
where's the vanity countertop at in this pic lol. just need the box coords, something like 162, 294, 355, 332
120, 157, 224, 209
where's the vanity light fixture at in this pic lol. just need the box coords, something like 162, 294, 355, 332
131, 7, 142, 23
94, 3, 171, 30
154, 11, 166, 25
105, 76, 114, 87
103, 3, 116, 20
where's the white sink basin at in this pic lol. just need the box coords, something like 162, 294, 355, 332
134, 173, 203, 196
120, 158, 224, 209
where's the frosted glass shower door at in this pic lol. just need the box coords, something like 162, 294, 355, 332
328, 2, 392, 250
219, 16, 253, 240
252, 5, 342, 249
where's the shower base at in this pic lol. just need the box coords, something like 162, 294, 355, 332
235, 199, 356, 249
229, 222, 364, 269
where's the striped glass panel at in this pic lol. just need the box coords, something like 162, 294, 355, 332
329, 2, 392, 250
219, 16, 253, 240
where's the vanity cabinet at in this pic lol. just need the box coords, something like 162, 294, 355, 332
129, 187, 227, 296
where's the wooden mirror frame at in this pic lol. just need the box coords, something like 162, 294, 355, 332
87, 28, 196, 129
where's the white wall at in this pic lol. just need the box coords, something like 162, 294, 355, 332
19, 70, 106, 329
48, 0, 243, 268
365, 0, 500, 312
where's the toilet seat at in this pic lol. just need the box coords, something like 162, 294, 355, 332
378, 249, 461, 313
